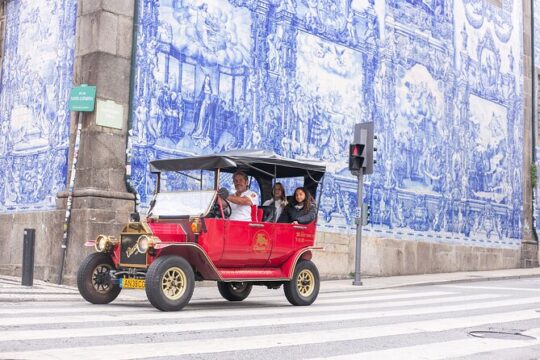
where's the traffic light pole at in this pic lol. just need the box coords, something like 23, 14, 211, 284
353, 167, 364, 286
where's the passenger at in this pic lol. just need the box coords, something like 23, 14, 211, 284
227, 171, 259, 221
278, 187, 317, 224
262, 182, 288, 222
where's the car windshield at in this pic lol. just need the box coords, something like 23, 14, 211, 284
150, 190, 216, 217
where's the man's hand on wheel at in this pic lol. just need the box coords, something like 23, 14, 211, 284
218, 187, 229, 200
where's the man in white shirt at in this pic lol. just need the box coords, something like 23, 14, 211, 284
227, 171, 259, 221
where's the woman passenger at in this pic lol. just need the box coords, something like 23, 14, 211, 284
263, 182, 288, 222
279, 187, 317, 224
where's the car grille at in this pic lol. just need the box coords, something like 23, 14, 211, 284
119, 234, 147, 267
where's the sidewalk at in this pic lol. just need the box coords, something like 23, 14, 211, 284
318, 267, 540, 294
1, 267, 539, 297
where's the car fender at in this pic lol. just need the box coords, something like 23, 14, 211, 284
155, 243, 222, 281
280, 247, 323, 280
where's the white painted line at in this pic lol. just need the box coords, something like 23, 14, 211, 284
0, 288, 406, 305
0, 305, 148, 315
313, 328, 540, 360
0, 290, 438, 310
317, 288, 405, 297
0, 288, 78, 294
0, 295, 85, 302
315, 291, 453, 304
440, 285, 540, 292
1, 309, 539, 360
0, 294, 502, 341
0, 291, 458, 326
204, 287, 406, 302
0, 293, 495, 316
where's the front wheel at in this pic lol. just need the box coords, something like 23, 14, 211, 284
145, 256, 195, 311
284, 260, 320, 306
217, 282, 253, 301
77, 252, 121, 304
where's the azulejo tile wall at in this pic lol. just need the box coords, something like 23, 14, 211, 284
0, 0, 523, 250
128, 0, 523, 249
0, 0, 77, 212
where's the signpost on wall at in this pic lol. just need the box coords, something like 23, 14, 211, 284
349, 122, 376, 286
58, 85, 96, 285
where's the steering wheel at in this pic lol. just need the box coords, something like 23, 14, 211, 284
221, 198, 232, 218
208, 197, 232, 219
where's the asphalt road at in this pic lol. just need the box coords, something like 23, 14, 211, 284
0, 277, 539, 359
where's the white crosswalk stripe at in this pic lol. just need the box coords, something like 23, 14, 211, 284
0, 294, 503, 341
1, 279, 539, 360
1, 310, 540, 360
440, 284, 540, 292
313, 328, 540, 360
1, 293, 537, 327
0, 293, 497, 316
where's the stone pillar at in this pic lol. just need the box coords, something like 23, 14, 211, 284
57, 0, 136, 284
521, 0, 539, 267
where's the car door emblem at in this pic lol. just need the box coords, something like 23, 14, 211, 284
253, 231, 270, 253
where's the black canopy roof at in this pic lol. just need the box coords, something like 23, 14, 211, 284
149, 150, 326, 180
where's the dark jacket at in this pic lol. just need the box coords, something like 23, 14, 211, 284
278, 203, 317, 224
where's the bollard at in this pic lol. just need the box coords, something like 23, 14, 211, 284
22, 228, 35, 286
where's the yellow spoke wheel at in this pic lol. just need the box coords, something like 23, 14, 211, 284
161, 266, 187, 300
296, 269, 315, 297
146, 256, 195, 311
284, 260, 320, 306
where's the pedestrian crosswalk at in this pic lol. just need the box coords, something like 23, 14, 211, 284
0, 277, 539, 359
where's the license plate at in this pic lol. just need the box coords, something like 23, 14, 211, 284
122, 278, 145, 289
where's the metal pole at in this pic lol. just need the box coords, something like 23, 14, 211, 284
22, 229, 35, 286
531, 0, 537, 163
58, 111, 83, 284
353, 168, 364, 286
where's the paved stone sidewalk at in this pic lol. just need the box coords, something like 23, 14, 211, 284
319, 267, 540, 293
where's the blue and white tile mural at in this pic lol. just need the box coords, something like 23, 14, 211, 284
534, 0, 540, 232
535, 0, 540, 66
0, 0, 77, 212
126, 0, 523, 248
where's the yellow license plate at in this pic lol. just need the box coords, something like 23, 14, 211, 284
122, 278, 145, 289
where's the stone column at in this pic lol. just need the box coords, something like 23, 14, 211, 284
58, 0, 136, 283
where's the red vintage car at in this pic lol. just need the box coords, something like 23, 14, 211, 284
77, 150, 326, 311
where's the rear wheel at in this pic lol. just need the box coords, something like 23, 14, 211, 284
145, 256, 195, 311
77, 253, 121, 304
284, 260, 320, 306
217, 282, 253, 301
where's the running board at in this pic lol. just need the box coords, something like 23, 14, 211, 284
218, 268, 287, 281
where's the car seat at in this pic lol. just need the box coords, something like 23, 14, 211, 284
251, 205, 263, 222
261, 206, 275, 222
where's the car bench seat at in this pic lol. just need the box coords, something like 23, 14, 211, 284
251, 205, 263, 222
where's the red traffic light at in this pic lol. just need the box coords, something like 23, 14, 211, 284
351, 144, 364, 157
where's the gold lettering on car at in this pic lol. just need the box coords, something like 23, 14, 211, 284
295, 232, 314, 242
253, 231, 270, 253
126, 245, 139, 258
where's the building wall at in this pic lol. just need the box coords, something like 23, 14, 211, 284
0, 0, 77, 212
130, 0, 524, 253
0, 0, 531, 282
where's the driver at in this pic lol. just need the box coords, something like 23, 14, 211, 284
227, 171, 258, 221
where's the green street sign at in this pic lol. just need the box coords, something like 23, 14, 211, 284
69, 84, 96, 112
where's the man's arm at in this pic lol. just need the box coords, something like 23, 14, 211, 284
227, 194, 254, 206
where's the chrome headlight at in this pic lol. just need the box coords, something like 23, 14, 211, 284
95, 235, 109, 252
136, 235, 150, 254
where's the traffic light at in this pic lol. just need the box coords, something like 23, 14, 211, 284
349, 143, 365, 171
350, 122, 376, 175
